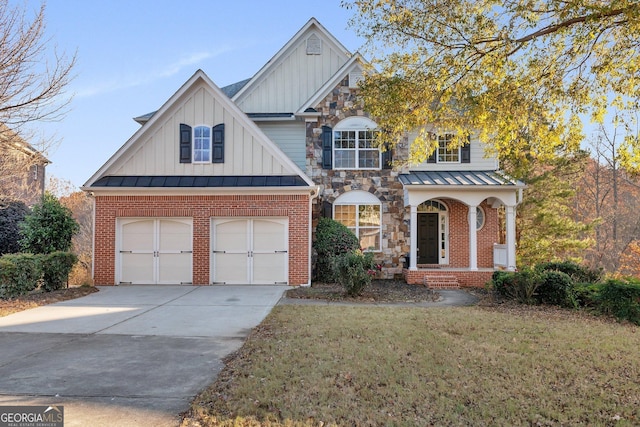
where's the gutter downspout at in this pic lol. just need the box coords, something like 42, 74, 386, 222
306, 186, 320, 286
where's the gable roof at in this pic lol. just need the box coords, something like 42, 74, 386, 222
297, 53, 367, 115
232, 18, 353, 114
83, 69, 314, 190
0, 123, 50, 164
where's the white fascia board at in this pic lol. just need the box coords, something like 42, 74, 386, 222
82, 185, 317, 197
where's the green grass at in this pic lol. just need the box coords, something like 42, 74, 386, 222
183, 305, 640, 426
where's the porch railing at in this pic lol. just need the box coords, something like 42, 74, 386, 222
493, 243, 507, 268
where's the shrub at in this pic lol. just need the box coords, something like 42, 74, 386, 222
313, 218, 360, 283
41, 251, 78, 292
595, 278, 640, 325
0, 198, 29, 255
19, 192, 79, 254
490, 269, 541, 304
335, 249, 376, 296
573, 282, 604, 309
536, 270, 577, 308
536, 261, 602, 284
0, 253, 42, 299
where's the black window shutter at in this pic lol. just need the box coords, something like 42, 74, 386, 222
427, 149, 437, 163
382, 144, 393, 169
322, 200, 332, 218
321, 125, 332, 169
212, 123, 225, 163
461, 136, 471, 163
179, 124, 192, 163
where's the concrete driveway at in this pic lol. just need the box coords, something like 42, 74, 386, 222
0, 285, 288, 427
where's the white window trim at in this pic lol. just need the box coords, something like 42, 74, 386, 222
333, 117, 381, 170
436, 133, 461, 164
193, 124, 211, 164
333, 190, 382, 252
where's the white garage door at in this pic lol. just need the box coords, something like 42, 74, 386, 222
211, 218, 288, 285
117, 218, 192, 284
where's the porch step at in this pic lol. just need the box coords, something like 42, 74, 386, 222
423, 275, 460, 289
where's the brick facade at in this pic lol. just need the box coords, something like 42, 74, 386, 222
93, 194, 310, 286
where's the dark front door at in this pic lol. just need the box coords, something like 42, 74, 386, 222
418, 213, 439, 264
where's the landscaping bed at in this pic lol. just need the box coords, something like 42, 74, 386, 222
286, 279, 441, 303
0, 286, 98, 317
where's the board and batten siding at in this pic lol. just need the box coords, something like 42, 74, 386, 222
106, 84, 289, 177
235, 30, 349, 114
257, 122, 306, 170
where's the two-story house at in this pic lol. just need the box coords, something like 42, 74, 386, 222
0, 124, 49, 207
83, 18, 523, 287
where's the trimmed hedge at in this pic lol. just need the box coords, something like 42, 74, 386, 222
0, 253, 41, 299
0, 251, 78, 299
596, 278, 640, 325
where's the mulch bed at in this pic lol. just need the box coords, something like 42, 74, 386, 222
286, 279, 441, 303
0, 286, 99, 317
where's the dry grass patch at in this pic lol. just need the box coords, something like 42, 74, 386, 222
183, 305, 640, 426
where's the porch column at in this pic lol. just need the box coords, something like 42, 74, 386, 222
410, 204, 417, 270
468, 204, 478, 271
506, 205, 517, 271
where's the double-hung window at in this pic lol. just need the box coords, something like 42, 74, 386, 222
193, 126, 211, 163
333, 117, 380, 169
437, 133, 459, 163
333, 190, 382, 251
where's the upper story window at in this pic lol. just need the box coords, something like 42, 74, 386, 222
437, 133, 459, 163
427, 132, 471, 164
333, 117, 380, 170
193, 126, 211, 163
179, 123, 225, 164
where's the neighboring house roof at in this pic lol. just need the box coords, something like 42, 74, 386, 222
91, 175, 309, 187
0, 123, 50, 164
231, 17, 353, 114
399, 171, 525, 188
83, 69, 315, 190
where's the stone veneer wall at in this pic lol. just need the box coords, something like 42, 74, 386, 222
305, 77, 410, 279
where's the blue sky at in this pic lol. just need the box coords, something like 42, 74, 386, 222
21, 0, 365, 188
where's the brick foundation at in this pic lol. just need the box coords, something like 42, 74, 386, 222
93, 194, 310, 286
403, 269, 494, 288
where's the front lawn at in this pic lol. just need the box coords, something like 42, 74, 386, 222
182, 304, 640, 426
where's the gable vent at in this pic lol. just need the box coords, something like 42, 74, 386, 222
349, 70, 364, 88
306, 34, 322, 55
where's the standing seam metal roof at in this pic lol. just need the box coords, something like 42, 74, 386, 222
398, 171, 524, 187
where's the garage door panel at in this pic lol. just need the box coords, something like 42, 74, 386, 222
253, 253, 286, 283
121, 253, 155, 284
121, 220, 154, 251
253, 219, 286, 251
215, 220, 249, 251
158, 219, 192, 251
213, 253, 248, 283
158, 253, 192, 284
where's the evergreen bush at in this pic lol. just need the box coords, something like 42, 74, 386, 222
41, 251, 78, 292
313, 218, 360, 283
335, 249, 377, 296
595, 278, 640, 325
0, 199, 29, 255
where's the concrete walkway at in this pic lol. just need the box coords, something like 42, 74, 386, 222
0, 285, 288, 427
